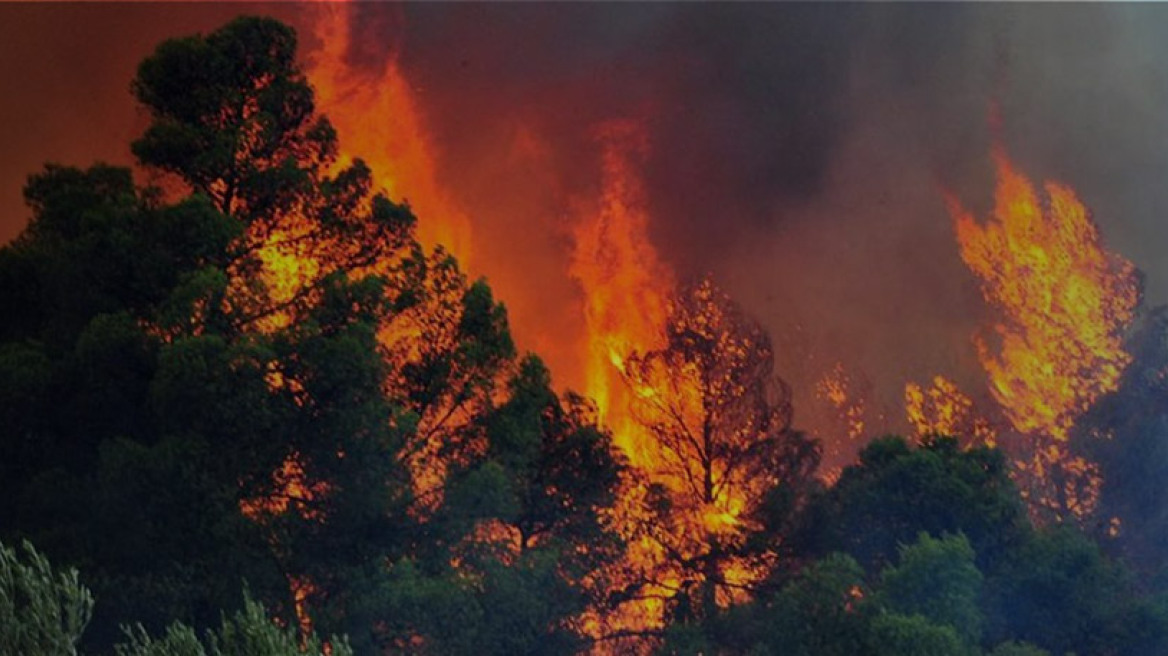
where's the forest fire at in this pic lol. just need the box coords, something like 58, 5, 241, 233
949, 147, 1141, 517
307, 4, 472, 266
905, 375, 997, 447
564, 122, 823, 641
8, 4, 1168, 656
246, 9, 1149, 642
568, 120, 674, 467
566, 121, 713, 639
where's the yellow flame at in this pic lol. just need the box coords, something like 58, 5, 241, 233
951, 149, 1138, 442
905, 375, 996, 447
950, 147, 1138, 518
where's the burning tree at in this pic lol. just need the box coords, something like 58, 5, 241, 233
618, 278, 820, 623
949, 148, 1141, 521
0, 16, 631, 652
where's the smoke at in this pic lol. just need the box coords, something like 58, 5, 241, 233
386, 4, 1168, 438
4, 3, 1168, 446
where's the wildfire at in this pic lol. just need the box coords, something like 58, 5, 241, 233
569, 123, 796, 645
567, 121, 677, 642
568, 120, 674, 467
229, 3, 1149, 642
951, 148, 1138, 441
225, 4, 487, 635
904, 375, 996, 447
306, 4, 472, 266
949, 147, 1139, 517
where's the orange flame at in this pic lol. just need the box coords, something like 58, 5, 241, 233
904, 375, 996, 447
568, 120, 674, 467
569, 123, 780, 645
567, 121, 677, 642
951, 149, 1138, 442
306, 5, 472, 266
950, 147, 1138, 517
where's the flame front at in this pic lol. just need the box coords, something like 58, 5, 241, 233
307, 5, 472, 266
568, 120, 674, 467
950, 148, 1139, 517
569, 123, 779, 645
568, 122, 676, 640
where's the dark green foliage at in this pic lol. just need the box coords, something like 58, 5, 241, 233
984, 526, 1168, 656
131, 17, 332, 225
878, 532, 983, 644
0, 163, 287, 649
656, 622, 716, 656
746, 553, 871, 656
865, 613, 972, 656
685, 540, 981, 656
0, 16, 417, 652
479, 357, 622, 568
395, 356, 624, 653
1076, 307, 1168, 578
0, 166, 239, 348
373, 552, 583, 656
803, 435, 1026, 572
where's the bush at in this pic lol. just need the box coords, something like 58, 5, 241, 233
0, 539, 94, 655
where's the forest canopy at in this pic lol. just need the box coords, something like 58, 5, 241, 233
2, 15, 1168, 656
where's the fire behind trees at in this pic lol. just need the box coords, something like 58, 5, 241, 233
615, 278, 819, 623
2, 15, 1168, 656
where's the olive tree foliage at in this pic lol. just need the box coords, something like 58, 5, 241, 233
0, 540, 94, 656
115, 594, 352, 656
0, 538, 351, 656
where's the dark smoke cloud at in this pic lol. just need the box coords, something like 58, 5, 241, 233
3, 3, 1168, 439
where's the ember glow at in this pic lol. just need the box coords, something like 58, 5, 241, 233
817, 363, 868, 444
905, 375, 997, 447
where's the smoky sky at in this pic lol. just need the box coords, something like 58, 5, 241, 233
4, 3, 1168, 437
396, 3, 859, 266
